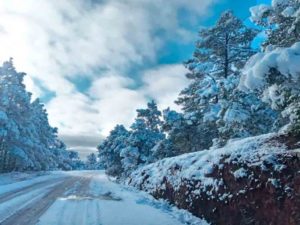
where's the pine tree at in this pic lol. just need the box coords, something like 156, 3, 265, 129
98, 125, 130, 176
239, 12, 300, 135
250, 0, 300, 49
0, 59, 73, 172
159, 108, 211, 156
176, 11, 258, 149
0, 59, 34, 171
118, 101, 165, 175
68, 150, 85, 170
136, 100, 163, 132
216, 89, 278, 146
126, 101, 165, 164
186, 10, 257, 79
86, 153, 98, 170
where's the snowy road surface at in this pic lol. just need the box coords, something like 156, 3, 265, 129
0, 171, 207, 225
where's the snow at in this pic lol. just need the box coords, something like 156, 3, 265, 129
281, 6, 295, 17
129, 133, 287, 193
0, 171, 67, 195
0, 171, 208, 225
239, 42, 300, 126
250, 4, 271, 22
272, 0, 289, 7
232, 168, 248, 179
223, 104, 250, 123
0, 172, 44, 185
240, 42, 300, 91
0, 180, 62, 224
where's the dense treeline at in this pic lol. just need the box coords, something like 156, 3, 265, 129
0, 59, 76, 172
98, 0, 300, 178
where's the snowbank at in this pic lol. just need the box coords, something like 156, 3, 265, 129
127, 133, 300, 225
128, 133, 287, 193
240, 42, 300, 91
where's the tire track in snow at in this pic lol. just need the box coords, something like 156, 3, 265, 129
37, 174, 100, 225
0, 176, 81, 225
0, 177, 66, 204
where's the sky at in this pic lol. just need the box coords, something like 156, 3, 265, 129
0, 0, 266, 158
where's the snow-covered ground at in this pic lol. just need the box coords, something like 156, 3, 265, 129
128, 133, 287, 194
0, 170, 208, 225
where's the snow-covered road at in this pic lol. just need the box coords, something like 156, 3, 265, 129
0, 171, 207, 225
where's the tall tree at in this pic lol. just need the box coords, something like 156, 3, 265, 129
187, 10, 257, 79
119, 101, 165, 175
176, 11, 259, 149
98, 125, 130, 176
0, 59, 73, 172
244, 0, 300, 133
136, 100, 163, 132
86, 153, 98, 170
0, 59, 34, 171
127, 101, 165, 164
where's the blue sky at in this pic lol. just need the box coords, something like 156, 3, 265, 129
0, 0, 269, 157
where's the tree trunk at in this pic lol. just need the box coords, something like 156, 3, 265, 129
224, 33, 229, 78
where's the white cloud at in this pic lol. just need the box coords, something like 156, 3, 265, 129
0, 0, 216, 153
46, 64, 188, 138
46, 92, 100, 135
142, 64, 190, 110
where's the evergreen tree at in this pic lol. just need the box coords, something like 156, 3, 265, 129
136, 100, 162, 132
159, 108, 212, 156
250, 0, 300, 49
126, 101, 165, 164
186, 10, 257, 79
0, 59, 35, 171
176, 11, 259, 149
98, 125, 130, 176
216, 89, 278, 146
243, 0, 300, 133
0, 59, 73, 172
68, 150, 85, 170
86, 153, 98, 170
118, 101, 165, 175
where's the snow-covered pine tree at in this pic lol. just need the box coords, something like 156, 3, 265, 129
151, 109, 182, 160
30, 99, 59, 170
0, 59, 73, 172
176, 11, 260, 149
158, 108, 210, 156
216, 88, 278, 146
120, 101, 165, 175
250, 0, 300, 49
240, 44, 300, 133
239, 0, 300, 134
30, 99, 73, 170
98, 125, 130, 176
0, 59, 35, 171
123, 116, 164, 167
68, 150, 85, 170
136, 100, 162, 132
86, 153, 98, 170
186, 10, 257, 79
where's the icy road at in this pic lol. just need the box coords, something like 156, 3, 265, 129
0, 171, 207, 225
